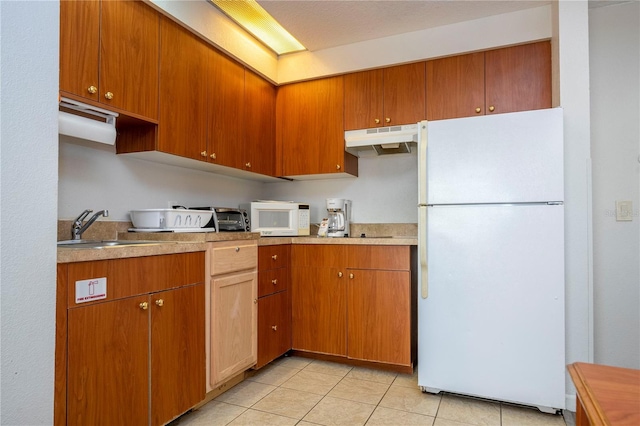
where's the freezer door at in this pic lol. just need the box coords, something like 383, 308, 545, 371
426, 108, 564, 205
417, 204, 565, 410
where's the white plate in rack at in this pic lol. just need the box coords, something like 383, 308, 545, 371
128, 228, 217, 233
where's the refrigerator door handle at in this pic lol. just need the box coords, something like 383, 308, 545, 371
419, 206, 428, 299
418, 121, 428, 204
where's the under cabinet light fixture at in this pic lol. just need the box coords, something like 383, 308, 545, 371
208, 0, 306, 55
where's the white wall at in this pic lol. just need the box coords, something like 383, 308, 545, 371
553, 0, 594, 411
58, 139, 265, 221
264, 153, 418, 224
278, 5, 552, 84
149, 1, 551, 85
589, 1, 640, 369
0, 1, 59, 424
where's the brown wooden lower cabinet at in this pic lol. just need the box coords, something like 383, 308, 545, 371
347, 269, 411, 366
291, 244, 415, 369
256, 245, 292, 369
57, 252, 205, 426
257, 290, 292, 368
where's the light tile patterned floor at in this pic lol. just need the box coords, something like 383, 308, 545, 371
173, 356, 570, 426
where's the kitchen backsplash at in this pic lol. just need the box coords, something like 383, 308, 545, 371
57, 221, 417, 241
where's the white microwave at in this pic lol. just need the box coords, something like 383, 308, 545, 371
241, 201, 310, 236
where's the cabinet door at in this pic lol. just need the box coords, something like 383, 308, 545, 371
210, 271, 257, 387
158, 17, 208, 160
244, 70, 276, 175
426, 52, 485, 120
257, 291, 292, 368
67, 296, 149, 425
208, 49, 245, 169
382, 62, 426, 126
291, 266, 346, 356
347, 270, 411, 366
484, 41, 552, 115
151, 284, 205, 426
277, 76, 352, 177
59, 0, 100, 102
344, 69, 384, 130
100, 0, 159, 119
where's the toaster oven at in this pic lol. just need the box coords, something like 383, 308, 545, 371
189, 207, 250, 232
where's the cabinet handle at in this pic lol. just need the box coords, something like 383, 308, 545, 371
210, 153, 217, 160
489, 105, 495, 112
245, 162, 251, 168
272, 279, 278, 285
155, 299, 164, 307
200, 151, 207, 157
349, 273, 354, 279
139, 302, 148, 310
475, 107, 481, 113
254, 299, 257, 304
104, 91, 114, 100
271, 325, 278, 331
87, 85, 97, 94
338, 272, 343, 278
272, 254, 278, 260
235, 247, 240, 252
385, 117, 391, 123
336, 164, 341, 170
374, 118, 380, 124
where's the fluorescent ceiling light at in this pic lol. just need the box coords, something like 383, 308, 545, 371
209, 0, 306, 55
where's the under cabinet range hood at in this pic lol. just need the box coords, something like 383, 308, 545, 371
345, 123, 418, 156
58, 97, 118, 145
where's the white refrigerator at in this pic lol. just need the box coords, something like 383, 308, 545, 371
417, 108, 566, 412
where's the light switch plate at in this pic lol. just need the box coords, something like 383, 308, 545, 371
616, 200, 633, 221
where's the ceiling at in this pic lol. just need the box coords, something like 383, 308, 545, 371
256, 0, 629, 53
257, 0, 551, 52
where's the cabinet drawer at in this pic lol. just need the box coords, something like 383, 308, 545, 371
348, 246, 410, 271
258, 245, 290, 271
210, 241, 257, 276
258, 268, 289, 298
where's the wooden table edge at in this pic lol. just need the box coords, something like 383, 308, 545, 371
568, 362, 610, 426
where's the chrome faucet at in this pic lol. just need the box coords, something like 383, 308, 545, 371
71, 209, 109, 240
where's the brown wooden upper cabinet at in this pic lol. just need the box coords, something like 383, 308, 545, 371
60, 0, 159, 120
344, 62, 426, 130
276, 76, 358, 178
208, 49, 246, 170
426, 41, 551, 121
158, 17, 209, 161
244, 71, 276, 176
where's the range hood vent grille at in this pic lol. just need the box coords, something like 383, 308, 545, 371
345, 123, 418, 156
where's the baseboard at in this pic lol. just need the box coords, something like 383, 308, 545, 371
565, 393, 576, 412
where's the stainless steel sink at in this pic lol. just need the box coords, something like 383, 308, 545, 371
57, 240, 165, 249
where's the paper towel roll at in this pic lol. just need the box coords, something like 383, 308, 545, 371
58, 110, 117, 145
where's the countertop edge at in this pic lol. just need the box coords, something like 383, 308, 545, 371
57, 235, 418, 263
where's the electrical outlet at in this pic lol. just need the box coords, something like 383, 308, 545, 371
616, 200, 633, 221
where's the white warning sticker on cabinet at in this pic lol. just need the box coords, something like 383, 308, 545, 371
75, 277, 107, 303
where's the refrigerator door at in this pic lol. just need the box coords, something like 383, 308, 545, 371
417, 203, 565, 410
426, 108, 564, 205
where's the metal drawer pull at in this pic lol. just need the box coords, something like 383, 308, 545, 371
272, 325, 278, 331
272, 254, 278, 260
235, 247, 240, 252
155, 299, 164, 307
139, 302, 148, 310
338, 272, 343, 278
272, 279, 278, 285
349, 273, 354, 279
